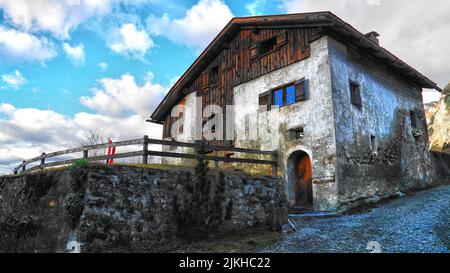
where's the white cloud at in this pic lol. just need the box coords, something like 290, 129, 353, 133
1, 70, 27, 90
0, 26, 57, 63
245, 0, 268, 16
146, 0, 233, 49
0, 99, 163, 175
0, 0, 156, 40
80, 72, 168, 118
0, 0, 114, 39
0, 70, 169, 174
107, 23, 153, 59
281, 0, 450, 89
63, 42, 86, 66
99, 62, 108, 71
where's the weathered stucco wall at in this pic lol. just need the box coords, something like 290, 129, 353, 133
328, 37, 438, 210
0, 165, 284, 253
161, 91, 199, 167
233, 36, 338, 211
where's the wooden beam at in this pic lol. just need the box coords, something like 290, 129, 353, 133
25, 151, 145, 172
145, 138, 277, 155
146, 150, 276, 165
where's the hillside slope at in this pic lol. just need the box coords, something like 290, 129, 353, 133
426, 83, 450, 152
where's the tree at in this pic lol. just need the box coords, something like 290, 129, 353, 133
172, 146, 230, 241
78, 129, 110, 157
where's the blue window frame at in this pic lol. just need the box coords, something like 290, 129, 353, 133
261, 79, 308, 110
273, 89, 283, 107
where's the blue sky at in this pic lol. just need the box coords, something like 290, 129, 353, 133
0, 0, 448, 174
0, 0, 278, 116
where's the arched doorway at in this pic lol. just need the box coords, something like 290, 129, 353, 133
287, 150, 313, 207
295, 153, 313, 206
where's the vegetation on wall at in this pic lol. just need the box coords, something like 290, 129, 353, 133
63, 160, 88, 229
172, 146, 232, 241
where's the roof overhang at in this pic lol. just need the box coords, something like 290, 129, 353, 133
149, 12, 441, 122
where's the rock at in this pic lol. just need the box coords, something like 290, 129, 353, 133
244, 185, 256, 195
271, 207, 288, 231
282, 223, 296, 234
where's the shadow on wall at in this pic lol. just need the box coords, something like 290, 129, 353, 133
431, 151, 450, 183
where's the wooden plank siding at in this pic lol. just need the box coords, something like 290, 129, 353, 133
162, 27, 322, 144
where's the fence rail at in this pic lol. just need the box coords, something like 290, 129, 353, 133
14, 136, 278, 175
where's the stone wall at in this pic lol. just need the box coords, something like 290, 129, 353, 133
0, 165, 284, 253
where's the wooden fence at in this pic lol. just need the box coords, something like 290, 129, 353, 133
14, 136, 278, 175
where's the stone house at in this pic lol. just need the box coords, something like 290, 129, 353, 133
148, 12, 442, 212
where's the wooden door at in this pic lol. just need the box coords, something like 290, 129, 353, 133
295, 155, 313, 206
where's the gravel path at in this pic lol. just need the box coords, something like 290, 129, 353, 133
262, 185, 450, 253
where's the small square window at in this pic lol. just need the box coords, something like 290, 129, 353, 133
259, 37, 277, 55
209, 66, 219, 85
289, 126, 305, 140
350, 81, 362, 107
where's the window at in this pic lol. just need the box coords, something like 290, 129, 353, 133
259, 37, 277, 55
289, 126, 305, 140
410, 110, 417, 128
250, 31, 287, 59
350, 81, 362, 107
209, 65, 219, 85
286, 85, 296, 105
262, 79, 308, 109
370, 135, 378, 153
273, 88, 283, 108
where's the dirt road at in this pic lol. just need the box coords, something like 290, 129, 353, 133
262, 185, 449, 253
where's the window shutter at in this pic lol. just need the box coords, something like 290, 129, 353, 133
259, 92, 271, 111
276, 31, 287, 47
295, 80, 308, 102
250, 45, 259, 59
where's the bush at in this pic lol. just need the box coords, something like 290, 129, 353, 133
172, 146, 230, 241
70, 159, 88, 170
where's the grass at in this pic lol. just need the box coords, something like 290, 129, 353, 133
167, 225, 282, 253
113, 163, 272, 177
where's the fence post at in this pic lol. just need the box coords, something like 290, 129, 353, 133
83, 150, 88, 159
21, 160, 26, 172
213, 146, 219, 168
271, 152, 278, 177
143, 135, 149, 164
40, 153, 46, 170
